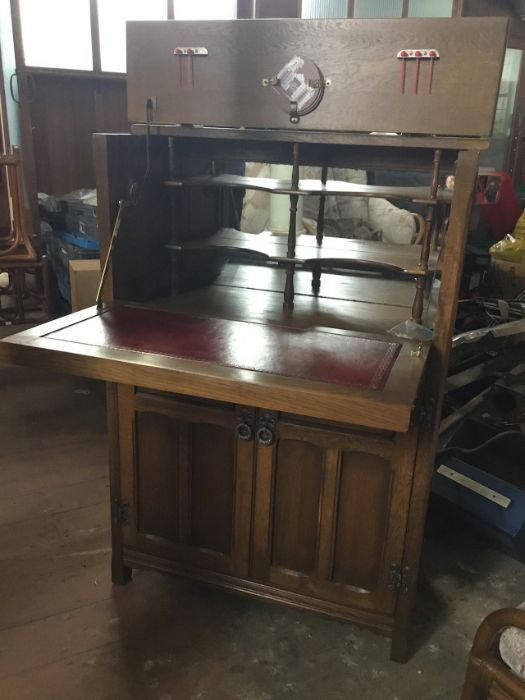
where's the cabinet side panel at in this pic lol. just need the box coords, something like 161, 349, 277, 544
190, 423, 235, 554
333, 452, 391, 591
136, 411, 179, 540
272, 439, 324, 574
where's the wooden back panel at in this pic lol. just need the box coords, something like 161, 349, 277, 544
127, 18, 507, 137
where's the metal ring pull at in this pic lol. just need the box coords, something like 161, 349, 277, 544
256, 426, 275, 446
236, 422, 253, 442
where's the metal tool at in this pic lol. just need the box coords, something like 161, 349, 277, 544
95, 197, 135, 310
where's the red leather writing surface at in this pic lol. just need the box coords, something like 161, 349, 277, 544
47, 306, 400, 391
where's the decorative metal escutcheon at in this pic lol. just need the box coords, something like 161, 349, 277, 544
256, 411, 278, 446
262, 55, 330, 125
235, 406, 255, 442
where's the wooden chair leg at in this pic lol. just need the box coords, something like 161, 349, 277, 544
41, 256, 52, 320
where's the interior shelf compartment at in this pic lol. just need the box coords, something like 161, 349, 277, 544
165, 174, 452, 204
168, 229, 441, 277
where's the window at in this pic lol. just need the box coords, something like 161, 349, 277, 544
352, 0, 454, 17
481, 49, 523, 171
19, 0, 93, 70
301, 0, 347, 18
408, 0, 453, 17
353, 0, 402, 18
98, 0, 167, 73
174, 0, 236, 20
18, 0, 238, 74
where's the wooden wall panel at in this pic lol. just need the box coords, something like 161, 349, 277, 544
272, 439, 324, 573
332, 451, 391, 591
136, 411, 179, 540
29, 74, 128, 195
189, 422, 235, 554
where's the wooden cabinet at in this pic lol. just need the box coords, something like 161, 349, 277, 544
113, 385, 418, 636
0, 16, 508, 664
116, 386, 255, 577
251, 418, 414, 616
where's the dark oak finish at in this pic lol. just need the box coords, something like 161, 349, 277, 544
29, 74, 128, 194
167, 173, 452, 201
127, 18, 506, 137
170, 228, 441, 276
117, 387, 255, 577
0, 18, 506, 662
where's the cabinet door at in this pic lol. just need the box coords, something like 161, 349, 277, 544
252, 417, 415, 614
118, 386, 255, 577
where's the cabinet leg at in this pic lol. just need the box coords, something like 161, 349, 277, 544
112, 557, 132, 585
390, 613, 410, 662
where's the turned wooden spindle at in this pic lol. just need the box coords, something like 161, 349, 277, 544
316, 166, 328, 246
412, 149, 441, 324
283, 143, 300, 311
311, 165, 328, 294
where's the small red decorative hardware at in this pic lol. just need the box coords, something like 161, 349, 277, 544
173, 47, 208, 89
396, 49, 440, 95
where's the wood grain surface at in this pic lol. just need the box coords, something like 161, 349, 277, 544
172, 228, 441, 276
127, 18, 506, 136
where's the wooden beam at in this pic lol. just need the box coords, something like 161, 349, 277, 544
237, 0, 255, 18
90, 0, 101, 72
452, 0, 464, 16
390, 149, 480, 662
8, 0, 40, 238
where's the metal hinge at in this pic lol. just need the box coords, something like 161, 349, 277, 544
113, 498, 129, 525
412, 395, 436, 426
389, 564, 411, 593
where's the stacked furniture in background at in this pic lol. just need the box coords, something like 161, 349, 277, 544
0, 147, 49, 324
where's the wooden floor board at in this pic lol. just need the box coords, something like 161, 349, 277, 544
0, 501, 110, 563
0, 475, 108, 528
0, 438, 107, 487
0, 552, 114, 631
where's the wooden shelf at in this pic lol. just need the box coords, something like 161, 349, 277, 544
165, 174, 452, 203
168, 229, 440, 277
131, 123, 490, 152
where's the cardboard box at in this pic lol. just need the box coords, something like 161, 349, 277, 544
69, 259, 101, 312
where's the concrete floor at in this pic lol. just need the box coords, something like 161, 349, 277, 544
1, 343, 524, 699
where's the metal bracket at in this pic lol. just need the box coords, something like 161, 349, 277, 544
389, 564, 411, 593
113, 498, 129, 525
256, 410, 278, 446
174, 47, 208, 56
262, 77, 280, 87
412, 395, 436, 426
235, 406, 256, 442
308, 78, 332, 88
289, 101, 299, 125
396, 49, 440, 59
